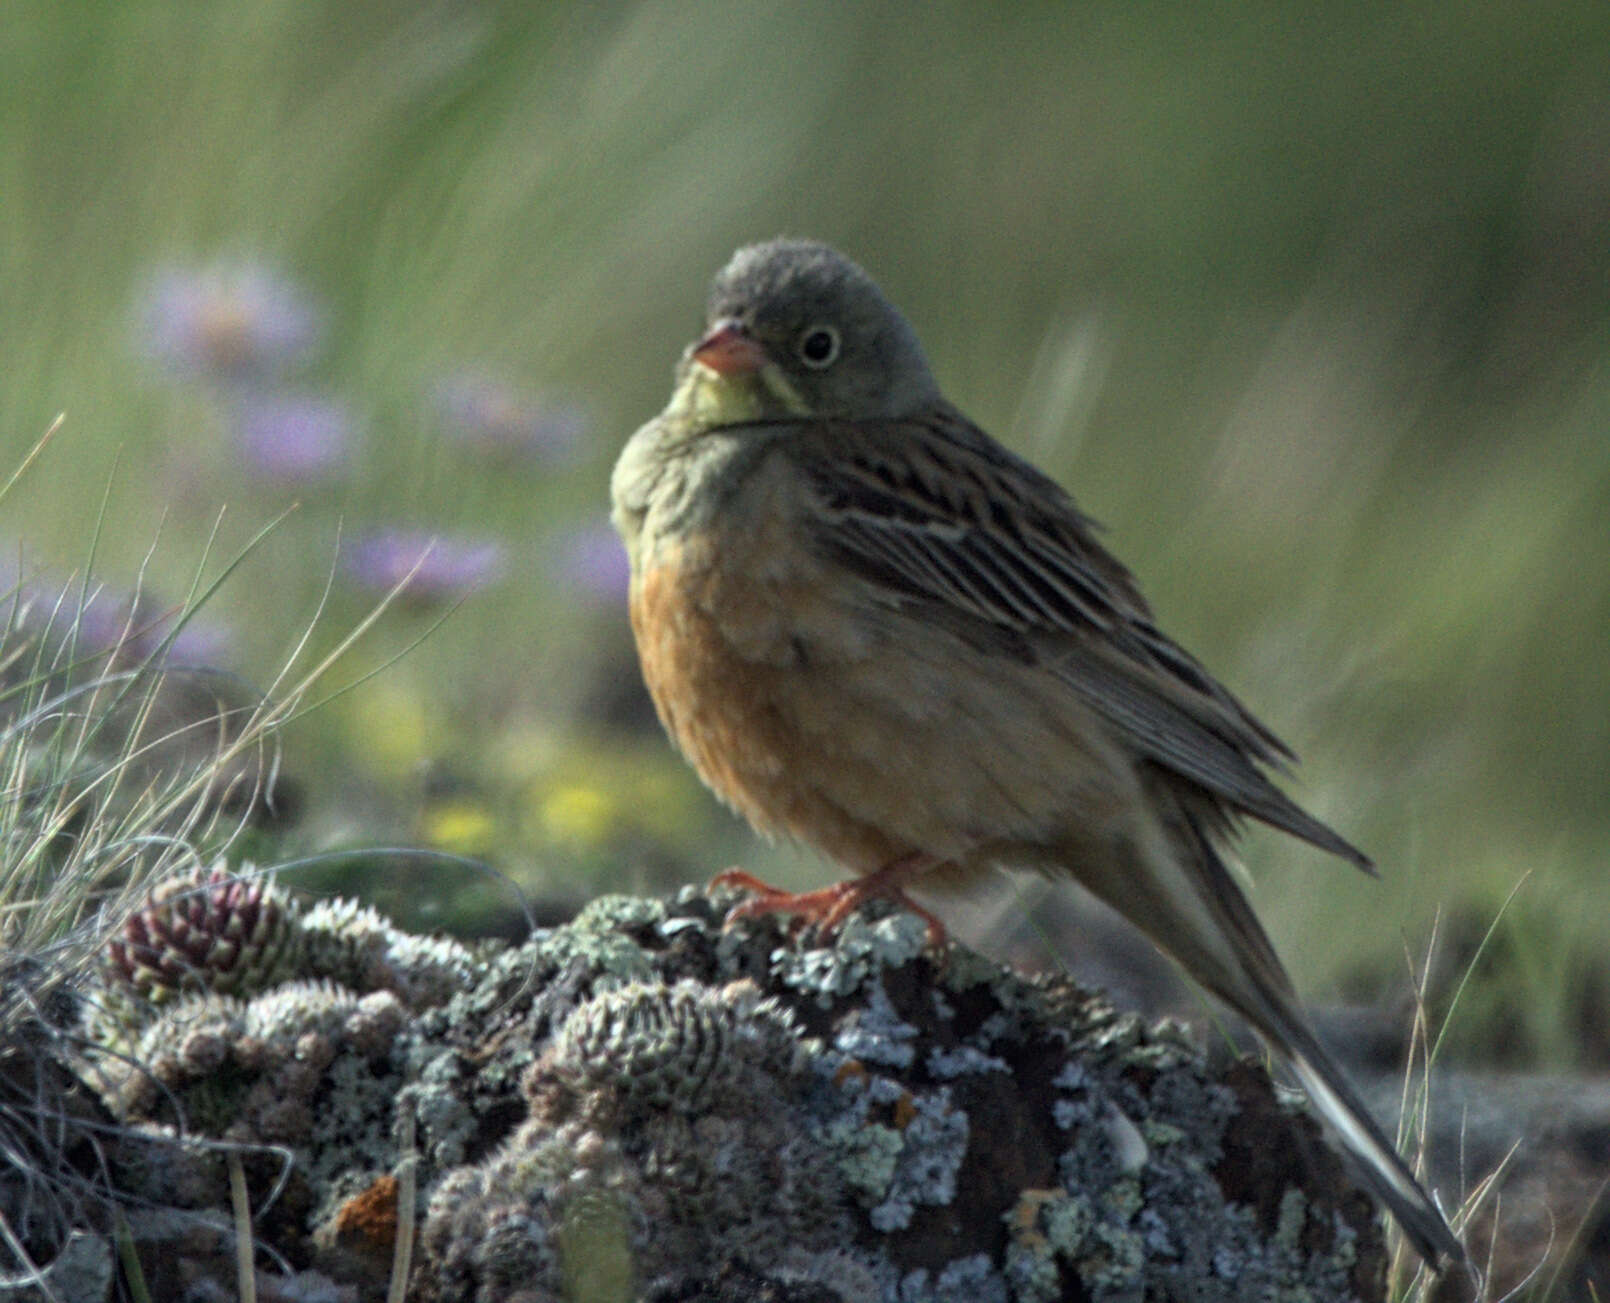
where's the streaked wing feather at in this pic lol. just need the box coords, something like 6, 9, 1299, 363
1054, 644, 1372, 865
792, 406, 1372, 870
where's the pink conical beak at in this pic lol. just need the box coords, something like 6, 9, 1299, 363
692, 319, 767, 376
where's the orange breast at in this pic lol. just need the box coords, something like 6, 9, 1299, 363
629, 533, 910, 874
626, 485, 1131, 880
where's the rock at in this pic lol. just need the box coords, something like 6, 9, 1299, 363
76, 885, 1390, 1301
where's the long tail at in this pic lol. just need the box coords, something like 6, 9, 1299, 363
1251, 969, 1465, 1267
1067, 808, 1465, 1268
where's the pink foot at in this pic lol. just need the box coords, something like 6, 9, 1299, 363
709, 854, 947, 947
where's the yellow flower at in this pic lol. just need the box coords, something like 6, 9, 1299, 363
345, 679, 431, 780
539, 783, 618, 847
421, 800, 498, 856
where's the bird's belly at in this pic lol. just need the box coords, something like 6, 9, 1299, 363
631, 534, 1132, 874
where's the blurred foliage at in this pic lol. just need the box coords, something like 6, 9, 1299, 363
2, 1, 1607, 1060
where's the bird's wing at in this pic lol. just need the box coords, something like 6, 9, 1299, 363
788, 404, 1372, 870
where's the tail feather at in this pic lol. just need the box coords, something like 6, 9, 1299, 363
1187, 839, 1467, 1268
1266, 993, 1465, 1267
1064, 799, 1465, 1268
1174, 820, 1466, 1267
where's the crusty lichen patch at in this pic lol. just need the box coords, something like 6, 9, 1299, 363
80, 882, 1386, 1301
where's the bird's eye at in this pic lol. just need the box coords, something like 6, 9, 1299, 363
797, 325, 840, 369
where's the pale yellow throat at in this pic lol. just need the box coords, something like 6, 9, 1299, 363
672, 360, 811, 427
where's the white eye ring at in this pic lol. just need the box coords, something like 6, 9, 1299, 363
797, 325, 841, 369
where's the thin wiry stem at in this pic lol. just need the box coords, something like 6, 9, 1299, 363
228, 1153, 257, 1303
388, 1106, 417, 1303
0, 416, 63, 511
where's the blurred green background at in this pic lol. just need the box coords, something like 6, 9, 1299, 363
4, 2, 1607, 1063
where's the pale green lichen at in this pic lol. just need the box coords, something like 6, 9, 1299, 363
827, 1114, 903, 1204
1082, 1218, 1147, 1292
304, 1037, 404, 1200
1139, 1119, 1186, 1148
404, 1049, 479, 1169
773, 908, 929, 1006
1101, 1175, 1144, 1222
1045, 1189, 1095, 1254
1003, 1238, 1060, 1303
571, 892, 667, 936
833, 975, 920, 1068
820, 1061, 971, 1236
1276, 1185, 1313, 1253
926, 1043, 1010, 1079
869, 1086, 969, 1232
897, 1252, 1007, 1303
530, 914, 656, 989
1005, 1187, 1098, 1299
934, 945, 1004, 994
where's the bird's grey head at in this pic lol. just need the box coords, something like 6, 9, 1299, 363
693, 239, 940, 422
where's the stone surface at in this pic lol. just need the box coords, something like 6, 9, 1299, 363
71, 884, 1394, 1301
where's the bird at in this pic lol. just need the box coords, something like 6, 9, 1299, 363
610, 237, 1464, 1268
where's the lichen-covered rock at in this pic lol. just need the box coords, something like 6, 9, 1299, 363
421, 978, 857, 1302
77, 885, 1389, 1301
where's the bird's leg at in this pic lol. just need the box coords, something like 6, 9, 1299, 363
710, 852, 947, 947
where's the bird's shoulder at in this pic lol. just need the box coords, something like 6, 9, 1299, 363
778, 402, 1153, 633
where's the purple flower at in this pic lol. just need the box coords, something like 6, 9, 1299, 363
68, 588, 148, 660
20, 582, 233, 669
138, 262, 321, 381
343, 530, 505, 606
431, 371, 586, 462
156, 617, 236, 668
554, 522, 629, 606
232, 394, 353, 483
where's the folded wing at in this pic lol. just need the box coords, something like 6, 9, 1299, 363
790, 406, 1372, 870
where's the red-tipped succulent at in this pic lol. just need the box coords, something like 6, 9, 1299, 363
107, 864, 298, 1003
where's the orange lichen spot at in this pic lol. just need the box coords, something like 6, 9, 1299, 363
1007, 1187, 1066, 1250
833, 1059, 868, 1089
334, 1173, 399, 1250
